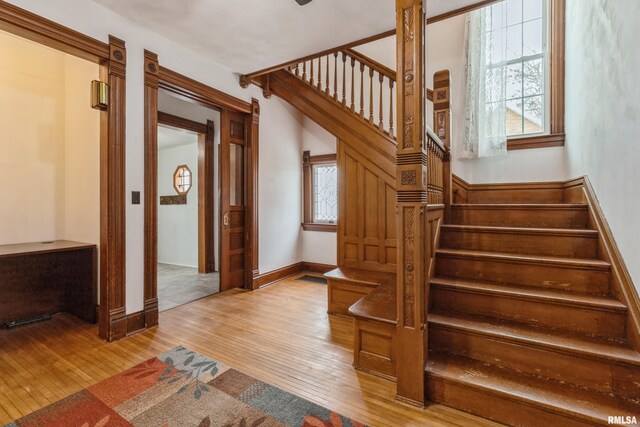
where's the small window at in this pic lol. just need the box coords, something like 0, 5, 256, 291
312, 163, 338, 223
173, 165, 192, 195
303, 151, 337, 232
484, 0, 549, 137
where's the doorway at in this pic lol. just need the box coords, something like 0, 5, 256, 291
156, 91, 220, 311
143, 53, 259, 326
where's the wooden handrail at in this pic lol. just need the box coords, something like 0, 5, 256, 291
343, 48, 395, 80
240, 30, 396, 83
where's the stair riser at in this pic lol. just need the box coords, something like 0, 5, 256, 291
451, 207, 589, 229
430, 325, 640, 399
435, 255, 610, 294
441, 229, 598, 258
425, 375, 596, 427
467, 189, 564, 204
431, 287, 625, 339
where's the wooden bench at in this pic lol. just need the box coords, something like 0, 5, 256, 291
325, 268, 397, 380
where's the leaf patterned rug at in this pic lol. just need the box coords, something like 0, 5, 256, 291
5, 346, 366, 427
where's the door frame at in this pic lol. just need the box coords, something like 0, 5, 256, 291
157, 112, 216, 274
0, 3, 127, 342
144, 50, 260, 329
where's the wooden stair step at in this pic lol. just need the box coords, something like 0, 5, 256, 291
429, 312, 639, 366
431, 276, 625, 339
441, 224, 598, 258
450, 203, 589, 229
436, 249, 611, 294
425, 353, 640, 427
325, 268, 393, 316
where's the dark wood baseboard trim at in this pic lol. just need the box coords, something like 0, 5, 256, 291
126, 311, 145, 335
253, 262, 337, 288
302, 262, 336, 274
581, 176, 640, 351
144, 298, 159, 329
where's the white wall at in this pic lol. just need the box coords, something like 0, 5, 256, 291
564, 0, 640, 290
0, 30, 67, 244
158, 91, 221, 270
301, 117, 338, 266
0, 29, 100, 248
157, 130, 199, 268
354, 15, 568, 184
64, 55, 101, 248
7, 0, 305, 313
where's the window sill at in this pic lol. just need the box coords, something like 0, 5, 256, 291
507, 133, 565, 151
302, 223, 337, 232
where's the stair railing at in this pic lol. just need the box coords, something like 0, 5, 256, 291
287, 49, 397, 138
431, 70, 453, 221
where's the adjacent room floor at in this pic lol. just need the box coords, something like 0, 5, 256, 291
0, 275, 499, 427
157, 262, 220, 311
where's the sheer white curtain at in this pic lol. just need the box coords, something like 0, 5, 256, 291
461, 8, 508, 159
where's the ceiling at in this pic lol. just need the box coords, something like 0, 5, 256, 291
93, 0, 485, 73
158, 126, 198, 151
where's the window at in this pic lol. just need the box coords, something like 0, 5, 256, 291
485, 0, 548, 137
173, 165, 192, 195
303, 151, 337, 232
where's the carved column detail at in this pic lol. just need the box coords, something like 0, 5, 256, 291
395, 0, 428, 407
100, 36, 127, 342
143, 50, 159, 330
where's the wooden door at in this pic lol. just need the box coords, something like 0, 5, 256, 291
220, 110, 248, 291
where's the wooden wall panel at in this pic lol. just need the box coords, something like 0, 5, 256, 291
338, 141, 397, 273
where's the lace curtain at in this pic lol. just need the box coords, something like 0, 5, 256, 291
461, 8, 508, 159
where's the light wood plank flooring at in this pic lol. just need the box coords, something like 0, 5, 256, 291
0, 274, 500, 427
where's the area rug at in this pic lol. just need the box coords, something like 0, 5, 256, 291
6, 346, 366, 427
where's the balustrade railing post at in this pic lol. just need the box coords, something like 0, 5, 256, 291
433, 70, 452, 222
395, 0, 428, 407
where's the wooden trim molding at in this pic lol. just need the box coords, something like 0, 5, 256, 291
159, 67, 252, 113
247, 99, 261, 286
508, 133, 566, 151
303, 151, 338, 232
145, 52, 260, 318
253, 262, 337, 288
302, 223, 338, 232
0, 1, 109, 62
158, 111, 208, 134
580, 177, 640, 352
143, 50, 160, 331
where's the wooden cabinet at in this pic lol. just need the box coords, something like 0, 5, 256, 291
0, 241, 97, 326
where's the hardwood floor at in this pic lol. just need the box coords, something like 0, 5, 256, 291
0, 274, 500, 427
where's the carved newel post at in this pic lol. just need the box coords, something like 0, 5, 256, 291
395, 0, 428, 406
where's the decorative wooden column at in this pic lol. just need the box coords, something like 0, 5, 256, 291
395, 0, 428, 406
143, 50, 160, 330
433, 70, 452, 222
99, 36, 128, 342
247, 99, 260, 288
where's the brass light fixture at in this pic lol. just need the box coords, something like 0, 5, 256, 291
91, 80, 109, 110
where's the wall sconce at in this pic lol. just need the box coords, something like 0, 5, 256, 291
91, 80, 109, 110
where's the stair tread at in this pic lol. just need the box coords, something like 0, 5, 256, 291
441, 224, 598, 237
426, 353, 640, 423
324, 267, 392, 286
436, 248, 611, 269
452, 203, 588, 209
431, 276, 625, 311
430, 311, 640, 366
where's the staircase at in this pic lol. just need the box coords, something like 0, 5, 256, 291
426, 180, 640, 426
240, 39, 640, 426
